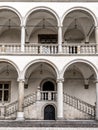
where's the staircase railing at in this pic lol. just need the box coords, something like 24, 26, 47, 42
5, 92, 36, 117
63, 93, 95, 117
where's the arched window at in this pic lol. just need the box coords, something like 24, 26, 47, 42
43, 81, 55, 91
41, 79, 56, 101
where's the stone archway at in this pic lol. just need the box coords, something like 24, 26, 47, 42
0, 60, 19, 105
44, 104, 55, 120
25, 7, 58, 44
62, 7, 97, 48
62, 60, 97, 120
0, 8, 21, 43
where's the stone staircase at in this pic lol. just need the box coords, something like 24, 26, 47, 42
3, 92, 95, 120
5, 92, 36, 116
0, 120, 98, 127
63, 93, 95, 118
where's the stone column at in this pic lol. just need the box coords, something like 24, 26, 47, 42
37, 86, 41, 101
57, 78, 64, 119
58, 26, 62, 53
95, 26, 98, 53
96, 79, 98, 120
21, 26, 25, 52
16, 80, 24, 121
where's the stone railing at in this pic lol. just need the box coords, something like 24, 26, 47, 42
62, 43, 96, 54
4, 92, 36, 117
0, 43, 21, 53
63, 93, 95, 118
40, 91, 57, 101
25, 43, 58, 54
0, 43, 97, 55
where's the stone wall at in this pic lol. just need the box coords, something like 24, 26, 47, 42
0, 128, 98, 130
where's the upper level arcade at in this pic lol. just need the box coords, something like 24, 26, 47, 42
0, 6, 97, 55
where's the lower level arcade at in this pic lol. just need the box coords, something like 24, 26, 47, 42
0, 59, 97, 121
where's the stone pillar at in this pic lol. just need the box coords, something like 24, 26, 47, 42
37, 86, 41, 101
16, 80, 24, 121
96, 79, 98, 120
95, 26, 98, 53
85, 36, 89, 43
57, 78, 64, 119
58, 26, 62, 53
21, 26, 25, 52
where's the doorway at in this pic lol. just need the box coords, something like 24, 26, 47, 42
44, 105, 55, 120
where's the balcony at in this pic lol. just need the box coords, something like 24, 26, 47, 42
40, 91, 57, 101
0, 43, 97, 55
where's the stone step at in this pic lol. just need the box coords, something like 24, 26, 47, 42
0, 120, 98, 127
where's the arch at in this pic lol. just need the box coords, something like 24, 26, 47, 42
61, 59, 98, 79
0, 6, 22, 25
23, 59, 59, 80
40, 78, 56, 91
61, 6, 98, 26
24, 6, 60, 26
0, 58, 20, 78
44, 104, 56, 120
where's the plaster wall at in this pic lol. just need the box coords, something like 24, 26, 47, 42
0, 29, 21, 43
24, 70, 55, 96
64, 103, 92, 119
64, 70, 96, 105
29, 29, 57, 43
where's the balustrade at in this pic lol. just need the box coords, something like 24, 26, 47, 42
25, 43, 58, 54
64, 93, 95, 117
0, 43, 21, 53
40, 91, 56, 101
62, 43, 96, 54
0, 43, 96, 54
5, 101, 18, 116
4, 92, 36, 117
23, 92, 36, 107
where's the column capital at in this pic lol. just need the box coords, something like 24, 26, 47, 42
58, 25, 63, 28
57, 78, 64, 83
95, 79, 98, 83
17, 79, 25, 83
95, 26, 98, 30
20, 24, 25, 28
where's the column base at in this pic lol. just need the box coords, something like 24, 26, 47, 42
57, 117, 64, 120
16, 112, 24, 121
95, 116, 98, 121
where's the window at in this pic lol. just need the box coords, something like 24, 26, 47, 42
0, 82, 10, 102
38, 34, 58, 43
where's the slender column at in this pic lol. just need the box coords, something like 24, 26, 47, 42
58, 26, 62, 53
37, 86, 41, 101
57, 78, 64, 119
21, 26, 25, 52
85, 36, 89, 43
95, 26, 98, 53
96, 79, 98, 120
16, 80, 24, 121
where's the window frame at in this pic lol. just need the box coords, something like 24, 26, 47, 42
0, 81, 11, 103
38, 34, 58, 44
